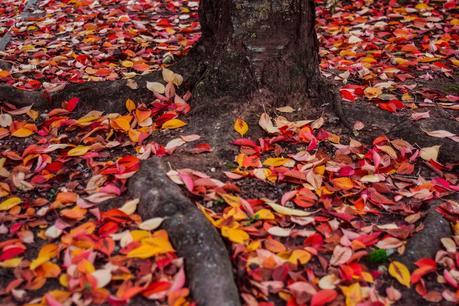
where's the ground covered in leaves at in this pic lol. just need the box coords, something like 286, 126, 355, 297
0, 0, 458, 306
0, 0, 200, 91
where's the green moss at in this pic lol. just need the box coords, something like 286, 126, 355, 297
365, 248, 388, 264
442, 83, 459, 94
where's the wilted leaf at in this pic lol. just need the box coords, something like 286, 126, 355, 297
420, 145, 440, 161
162, 68, 175, 83
0, 114, 12, 127
138, 217, 164, 231
330, 245, 352, 266
120, 198, 139, 215
146, 81, 165, 94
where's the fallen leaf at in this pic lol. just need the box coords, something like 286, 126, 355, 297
67, 146, 90, 156
0, 197, 22, 211
234, 118, 249, 136
120, 198, 139, 215
138, 217, 164, 231
146, 81, 165, 94
264, 199, 315, 217
389, 261, 411, 288
420, 145, 440, 161
221, 226, 249, 244
162, 119, 187, 129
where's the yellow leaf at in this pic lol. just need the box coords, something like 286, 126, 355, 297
263, 157, 294, 167
234, 118, 249, 136
364, 87, 382, 99
30, 244, 58, 270
0, 197, 22, 211
130, 230, 150, 242
11, 127, 33, 137
332, 177, 354, 190
415, 3, 431, 10
162, 119, 186, 129
221, 226, 249, 244
253, 209, 275, 220
220, 193, 241, 207
67, 145, 90, 157
264, 199, 314, 217
125, 99, 136, 112
38, 243, 59, 258
128, 129, 140, 142
127, 230, 174, 258
0, 257, 22, 268
288, 249, 311, 265
340, 283, 362, 306
121, 60, 134, 68
388, 261, 411, 288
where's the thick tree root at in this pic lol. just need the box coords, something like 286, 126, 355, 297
342, 102, 459, 163
0, 43, 208, 113
124, 158, 240, 306
397, 199, 452, 269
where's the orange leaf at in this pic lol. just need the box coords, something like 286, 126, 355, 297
55, 192, 78, 204
125, 99, 136, 112
332, 177, 354, 190
0, 70, 10, 78
111, 115, 132, 132
60, 206, 87, 219
11, 127, 34, 138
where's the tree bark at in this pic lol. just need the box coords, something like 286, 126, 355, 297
195, 0, 321, 98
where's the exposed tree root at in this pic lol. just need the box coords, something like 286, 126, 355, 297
120, 158, 240, 306
397, 200, 452, 269
342, 102, 459, 163
0, 43, 208, 113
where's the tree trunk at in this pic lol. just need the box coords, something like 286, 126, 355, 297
195, 0, 321, 98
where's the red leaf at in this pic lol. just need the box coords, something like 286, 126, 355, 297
340, 89, 356, 102
310, 289, 337, 306
64, 97, 80, 112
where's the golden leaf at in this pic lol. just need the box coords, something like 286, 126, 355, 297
233, 118, 249, 136
388, 261, 411, 288
67, 146, 90, 157
11, 127, 33, 138
162, 119, 187, 129
0, 197, 22, 211
221, 226, 249, 244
